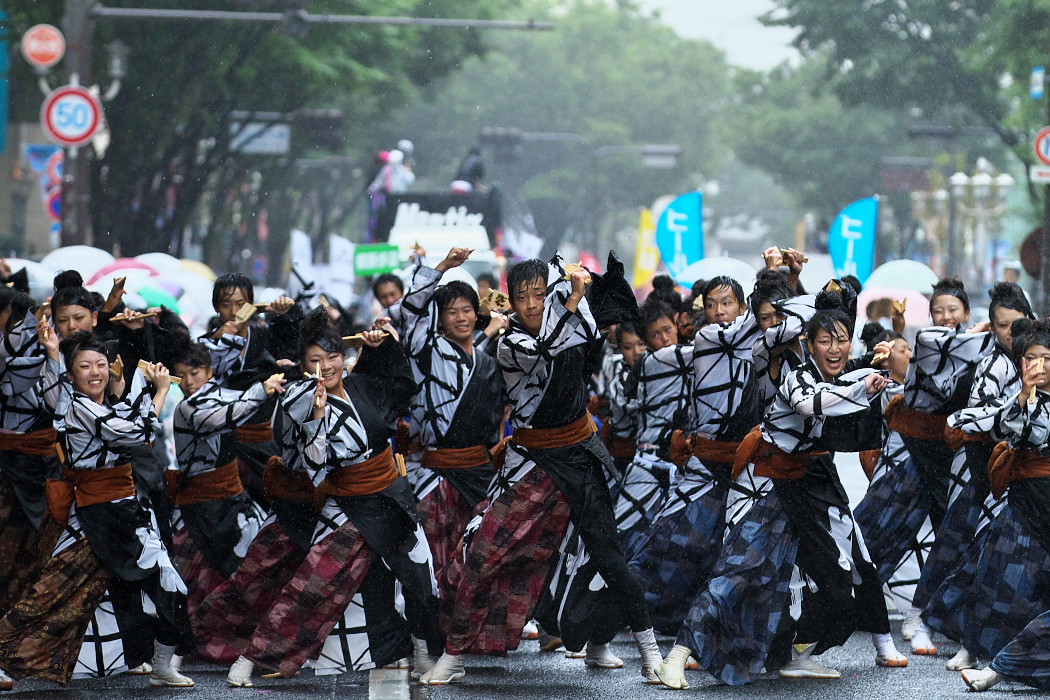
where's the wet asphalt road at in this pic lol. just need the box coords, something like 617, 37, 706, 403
5, 629, 1045, 700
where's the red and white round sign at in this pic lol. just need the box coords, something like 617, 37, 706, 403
21, 24, 65, 69
40, 85, 103, 148
1036, 127, 1050, 167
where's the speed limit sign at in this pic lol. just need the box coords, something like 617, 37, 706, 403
40, 85, 103, 148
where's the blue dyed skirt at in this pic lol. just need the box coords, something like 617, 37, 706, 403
991, 609, 1050, 690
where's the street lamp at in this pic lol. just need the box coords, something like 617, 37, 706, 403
949, 164, 1014, 289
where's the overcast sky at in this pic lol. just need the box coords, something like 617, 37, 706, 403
635, 0, 798, 71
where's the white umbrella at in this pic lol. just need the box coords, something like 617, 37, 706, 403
40, 246, 114, 280
865, 260, 939, 294
3, 257, 57, 299
136, 252, 183, 273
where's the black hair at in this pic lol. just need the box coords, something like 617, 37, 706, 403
6, 292, 32, 333
59, 330, 108, 372
475, 272, 499, 289
614, 322, 640, 345
0, 287, 20, 320
648, 275, 682, 307
1011, 318, 1050, 367
859, 321, 903, 353
638, 300, 677, 346
506, 258, 548, 299
212, 273, 254, 310
53, 270, 84, 291
173, 343, 212, 370
807, 290, 854, 340
371, 273, 404, 297
750, 270, 794, 310
690, 279, 707, 298
298, 307, 344, 359
841, 275, 862, 296
988, 281, 1034, 324
51, 285, 98, 315
701, 275, 746, 307
434, 281, 480, 319
930, 277, 969, 313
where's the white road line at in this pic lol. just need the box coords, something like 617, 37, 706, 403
368, 668, 410, 700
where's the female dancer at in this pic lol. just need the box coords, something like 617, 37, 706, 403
656, 291, 906, 689
855, 279, 994, 626
907, 282, 1031, 661
226, 311, 442, 686
0, 332, 193, 689
924, 319, 1050, 676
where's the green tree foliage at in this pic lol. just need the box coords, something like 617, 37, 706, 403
7, 0, 506, 265
375, 0, 737, 253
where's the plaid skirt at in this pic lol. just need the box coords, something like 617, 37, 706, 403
418, 479, 475, 587
243, 517, 375, 677
628, 459, 730, 635
194, 520, 306, 664
0, 537, 112, 684
0, 474, 59, 618
924, 503, 1050, 659
676, 485, 798, 686
855, 431, 937, 586
442, 465, 572, 656
173, 528, 229, 625
991, 609, 1050, 690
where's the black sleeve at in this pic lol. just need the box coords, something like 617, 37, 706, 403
843, 352, 875, 374
267, 305, 305, 362
353, 338, 415, 419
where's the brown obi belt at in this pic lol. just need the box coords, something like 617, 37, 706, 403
421, 445, 492, 470
512, 413, 597, 451
166, 459, 244, 506
988, 442, 1050, 500
234, 422, 274, 444
732, 426, 827, 480
885, 395, 947, 442
945, 425, 996, 452
45, 463, 135, 526
263, 456, 315, 503
669, 429, 740, 469
316, 446, 401, 503
859, 449, 882, 481
0, 428, 58, 456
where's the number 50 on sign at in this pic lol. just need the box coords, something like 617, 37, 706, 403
40, 85, 104, 149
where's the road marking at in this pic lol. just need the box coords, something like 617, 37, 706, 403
368, 668, 409, 700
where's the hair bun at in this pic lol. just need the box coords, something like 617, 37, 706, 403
815, 289, 845, 312
860, 321, 886, 351
652, 275, 675, 291
989, 281, 1022, 303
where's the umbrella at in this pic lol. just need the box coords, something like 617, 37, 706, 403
675, 257, 757, 296
137, 286, 181, 314
2, 258, 57, 299
136, 252, 182, 273
180, 259, 217, 282
865, 260, 939, 295
41, 246, 114, 280
87, 258, 159, 286
856, 287, 930, 328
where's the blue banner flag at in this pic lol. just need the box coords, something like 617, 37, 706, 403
655, 191, 703, 284
828, 196, 878, 284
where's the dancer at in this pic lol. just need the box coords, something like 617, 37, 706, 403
598, 323, 643, 476
962, 608, 1050, 691
422, 257, 662, 684
907, 282, 1030, 662
656, 291, 906, 689
924, 319, 1050, 675
0, 332, 193, 689
226, 312, 442, 686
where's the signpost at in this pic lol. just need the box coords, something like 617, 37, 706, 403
40, 84, 103, 149
354, 244, 401, 277
20, 24, 65, 69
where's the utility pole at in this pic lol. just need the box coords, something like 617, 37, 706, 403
61, 0, 93, 246
1043, 78, 1050, 314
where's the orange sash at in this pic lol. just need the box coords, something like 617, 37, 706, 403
166, 459, 244, 506
0, 428, 58, 456
262, 456, 316, 503
512, 413, 597, 451
988, 442, 1050, 500
45, 463, 136, 526
234, 422, 274, 444
316, 446, 400, 502
732, 426, 827, 480
421, 445, 492, 470
886, 395, 947, 442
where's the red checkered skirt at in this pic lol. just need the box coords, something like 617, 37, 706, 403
442, 466, 572, 656
172, 528, 228, 624
0, 474, 60, 618
243, 518, 374, 677
193, 521, 306, 664
0, 537, 112, 684
419, 480, 476, 587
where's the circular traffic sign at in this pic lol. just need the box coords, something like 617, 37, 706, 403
21, 24, 65, 69
1035, 127, 1050, 166
40, 85, 103, 148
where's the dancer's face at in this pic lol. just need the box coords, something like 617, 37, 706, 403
808, 323, 852, 381
991, 307, 1026, 351
53, 304, 97, 339
618, 331, 646, 368
172, 362, 214, 397
930, 293, 969, 329
704, 285, 745, 325
887, 338, 912, 382
439, 296, 477, 345
756, 301, 786, 332
302, 345, 346, 392
510, 277, 546, 335
69, 349, 109, 403
645, 315, 678, 351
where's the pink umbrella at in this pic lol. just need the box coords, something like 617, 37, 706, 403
87, 258, 160, 286
857, 286, 930, 328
